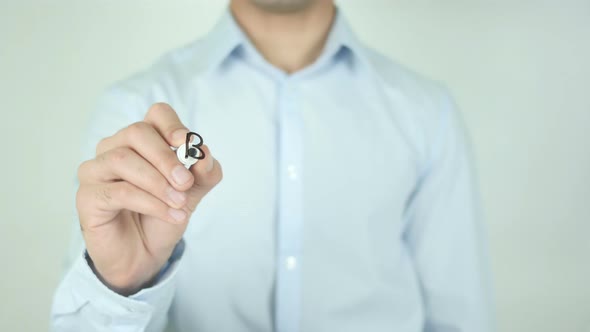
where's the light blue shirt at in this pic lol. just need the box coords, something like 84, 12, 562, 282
51, 9, 493, 332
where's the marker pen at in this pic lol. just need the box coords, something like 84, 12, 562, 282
173, 132, 205, 169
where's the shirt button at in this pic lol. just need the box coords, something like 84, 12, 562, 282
286, 256, 297, 270
287, 165, 297, 180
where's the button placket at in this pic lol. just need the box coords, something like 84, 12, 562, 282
274, 79, 304, 332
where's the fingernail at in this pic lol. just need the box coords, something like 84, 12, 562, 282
172, 165, 192, 185
166, 187, 186, 206
168, 208, 187, 222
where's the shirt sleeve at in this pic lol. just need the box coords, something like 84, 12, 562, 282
50, 86, 182, 332
403, 88, 495, 331
50, 240, 185, 332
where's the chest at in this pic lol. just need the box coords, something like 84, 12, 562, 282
170, 72, 422, 330
182, 73, 419, 252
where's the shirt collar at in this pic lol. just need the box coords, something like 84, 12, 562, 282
320, 8, 365, 65
198, 7, 368, 76
199, 11, 244, 72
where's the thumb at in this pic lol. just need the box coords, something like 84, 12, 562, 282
185, 144, 223, 212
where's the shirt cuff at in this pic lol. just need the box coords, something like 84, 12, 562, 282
53, 239, 185, 326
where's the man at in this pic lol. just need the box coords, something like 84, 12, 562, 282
51, 0, 493, 331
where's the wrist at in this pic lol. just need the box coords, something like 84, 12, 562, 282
84, 251, 161, 296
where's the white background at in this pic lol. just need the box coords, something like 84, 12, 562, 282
1, 1, 589, 331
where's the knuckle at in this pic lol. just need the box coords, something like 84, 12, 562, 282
160, 155, 183, 174
96, 137, 111, 156
146, 102, 173, 121
142, 168, 168, 194
113, 182, 131, 198
165, 125, 185, 143
155, 175, 170, 194
77, 160, 93, 181
148, 102, 173, 115
108, 147, 130, 163
125, 122, 151, 141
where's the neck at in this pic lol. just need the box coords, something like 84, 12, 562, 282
230, 0, 335, 73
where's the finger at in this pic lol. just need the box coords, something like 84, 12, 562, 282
78, 147, 187, 209
185, 145, 223, 212
96, 121, 194, 191
143, 102, 189, 147
78, 182, 188, 228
